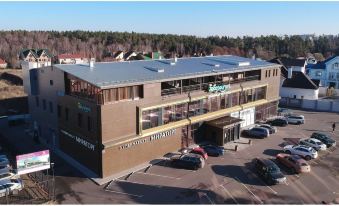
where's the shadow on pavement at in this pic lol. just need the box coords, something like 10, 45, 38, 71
283, 137, 301, 145
263, 148, 282, 157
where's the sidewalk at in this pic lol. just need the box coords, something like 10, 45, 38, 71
223, 137, 252, 152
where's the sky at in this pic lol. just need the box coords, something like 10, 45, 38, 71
0, 1, 339, 37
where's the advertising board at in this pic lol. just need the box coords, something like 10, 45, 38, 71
16, 150, 50, 175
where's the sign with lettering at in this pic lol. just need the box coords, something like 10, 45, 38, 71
78, 102, 91, 113
61, 129, 95, 151
208, 84, 230, 93
119, 129, 176, 150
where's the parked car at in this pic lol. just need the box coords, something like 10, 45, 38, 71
276, 153, 311, 174
202, 145, 224, 157
283, 145, 318, 160
171, 154, 205, 170
266, 118, 288, 127
0, 179, 24, 197
278, 108, 293, 116
258, 124, 277, 134
299, 138, 327, 151
310, 132, 336, 148
0, 172, 16, 182
253, 158, 286, 185
189, 147, 208, 160
0, 158, 9, 167
242, 127, 270, 138
0, 165, 10, 175
286, 115, 305, 125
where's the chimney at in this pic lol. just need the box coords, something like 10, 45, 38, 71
288, 67, 293, 79
89, 58, 95, 69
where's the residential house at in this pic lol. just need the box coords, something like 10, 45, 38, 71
113, 51, 124, 61
56, 53, 88, 64
270, 57, 307, 73
123, 51, 137, 61
269, 58, 319, 100
19, 49, 53, 68
306, 56, 339, 89
0, 58, 7, 68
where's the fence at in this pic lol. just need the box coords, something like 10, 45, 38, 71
279, 97, 339, 113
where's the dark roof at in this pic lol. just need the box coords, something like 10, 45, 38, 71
311, 79, 320, 87
113, 51, 123, 58
306, 55, 338, 70
268, 58, 288, 78
20, 49, 52, 59
279, 57, 306, 67
282, 71, 318, 90
20, 49, 38, 59
35, 49, 53, 58
124, 51, 136, 59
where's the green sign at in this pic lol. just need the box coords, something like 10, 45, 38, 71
77, 102, 91, 113
208, 84, 230, 93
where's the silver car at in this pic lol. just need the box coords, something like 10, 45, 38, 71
283, 145, 318, 160
299, 138, 327, 151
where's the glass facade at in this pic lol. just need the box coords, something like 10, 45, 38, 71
141, 86, 267, 130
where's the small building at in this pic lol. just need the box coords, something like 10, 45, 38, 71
0, 58, 7, 68
307, 56, 339, 89
56, 53, 88, 64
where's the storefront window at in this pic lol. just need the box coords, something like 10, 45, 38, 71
174, 103, 188, 121
142, 108, 162, 130
255, 87, 266, 100
210, 96, 219, 112
188, 100, 203, 117
163, 105, 175, 125
231, 92, 239, 107
220, 94, 227, 109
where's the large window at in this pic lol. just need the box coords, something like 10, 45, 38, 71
142, 86, 266, 131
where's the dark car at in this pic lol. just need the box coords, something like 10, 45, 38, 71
310, 132, 336, 148
258, 124, 277, 134
171, 154, 205, 170
202, 145, 224, 157
266, 118, 288, 127
254, 158, 286, 185
242, 127, 270, 138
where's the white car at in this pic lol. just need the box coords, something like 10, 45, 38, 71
0, 158, 9, 167
287, 115, 305, 124
299, 138, 327, 151
0, 172, 17, 182
283, 145, 318, 160
0, 179, 24, 197
0, 165, 10, 174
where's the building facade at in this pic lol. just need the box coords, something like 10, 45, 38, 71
307, 56, 339, 89
25, 55, 280, 181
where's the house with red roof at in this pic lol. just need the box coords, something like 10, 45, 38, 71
56, 53, 88, 64
0, 58, 7, 68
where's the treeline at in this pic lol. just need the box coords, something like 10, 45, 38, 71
0, 30, 339, 68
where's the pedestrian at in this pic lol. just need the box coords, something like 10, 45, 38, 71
332, 122, 336, 133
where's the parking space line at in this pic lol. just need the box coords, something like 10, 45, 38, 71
235, 177, 263, 204
104, 189, 143, 198
135, 171, 181, 180
203, 193, 215, 204
219, 184, 238, 204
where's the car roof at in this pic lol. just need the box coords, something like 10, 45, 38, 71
309, 138, 321, 142
257, 158, 276, 166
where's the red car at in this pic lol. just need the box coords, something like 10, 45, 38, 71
276, 153, 311, 174
190, 147, 208, 160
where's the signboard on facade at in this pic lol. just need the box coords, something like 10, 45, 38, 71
208, 84, 230, 93
16, 150, 50, 175
77, 102, 91, 113
119, 129, 176, 150
61, 129, 95, 151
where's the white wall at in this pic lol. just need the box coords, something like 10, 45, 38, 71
280, 87, 319, 100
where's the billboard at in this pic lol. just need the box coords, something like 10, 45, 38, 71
16, 150, 50, 175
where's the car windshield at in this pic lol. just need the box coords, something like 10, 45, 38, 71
268, 164, 280, 173
316, 141, 322, 145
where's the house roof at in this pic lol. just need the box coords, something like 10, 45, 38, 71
113, 51, 123, 58
20, 49, 38, 59
282, 71, 319, 90
54, 55, 277, 89
0, 58, 6, 64
57, 53, 85, 59
267, 58, 288, 78
20, 49, 53, 59
306, 55, 338, 70
124, 51, 136, 59
279, 57, 306, 67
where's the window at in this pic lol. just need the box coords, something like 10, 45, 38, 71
268, 70, 271, 77
315, 71, 322, 77
42, 99, 46, 110
57, 105, 61, 118
65, 108, 69, 121
265, 70, 268, 78
293, 95, 297, 99
50, 80, 53, 86
35, 96, 39, 107
78, 113, 82, 128
49, 101, 53, 113
87, 116, 92, 131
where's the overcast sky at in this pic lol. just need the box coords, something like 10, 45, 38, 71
0, 2, 338, 37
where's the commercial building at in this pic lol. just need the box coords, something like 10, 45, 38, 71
24, 55, 280, 181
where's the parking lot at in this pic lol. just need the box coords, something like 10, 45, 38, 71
1, 109, 339, 204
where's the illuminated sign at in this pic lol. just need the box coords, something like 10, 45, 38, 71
208, 84, 230, 93
16, 150, 50, 175
61, 129, 95, 151
78, 102, 91, 113
119, 129, 176, 150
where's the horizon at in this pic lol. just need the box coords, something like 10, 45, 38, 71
1, 2, 339, 37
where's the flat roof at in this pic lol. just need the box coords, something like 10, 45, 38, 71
54, 55, 276, 89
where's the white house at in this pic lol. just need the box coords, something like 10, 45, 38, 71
307, 56, 339, 89
113, 51, 124, 61
56, 53, 88, 64
270, 57, 307, 73
19, 49, 52, 68
0, 58, 7, 68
